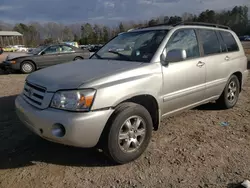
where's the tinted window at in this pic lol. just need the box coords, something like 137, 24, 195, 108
44, 46, 60, 54
61, 45, 73, 52
166, 29, 200, 59
220, 31, 239, 52
199, 29, 221, 55
217, 31, 227, 53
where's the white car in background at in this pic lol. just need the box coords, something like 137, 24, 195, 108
14, 45, 29, 52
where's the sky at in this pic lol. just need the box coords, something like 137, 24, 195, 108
0, 0, 249, 24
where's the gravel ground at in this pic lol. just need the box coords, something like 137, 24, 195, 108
0, 53, 250, 188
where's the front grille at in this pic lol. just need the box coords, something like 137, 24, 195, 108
22, 82, 47, 108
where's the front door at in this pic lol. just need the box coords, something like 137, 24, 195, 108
36, 45, 61, 67
161, 28, 206, 116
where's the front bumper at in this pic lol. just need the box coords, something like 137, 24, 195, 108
15, 95, 114, 148
0, 61, 18, 71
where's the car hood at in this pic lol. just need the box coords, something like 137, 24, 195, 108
26, 59, 143, 92
7, 53, 33, 60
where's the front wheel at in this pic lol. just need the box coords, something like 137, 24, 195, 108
21, 61, 35, 74
216, 75, 240, 109
102, 102, 153, 164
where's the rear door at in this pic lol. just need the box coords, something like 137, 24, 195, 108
197, 28, 230, 99
59, 45, 77, 63
36, 45, 61, 67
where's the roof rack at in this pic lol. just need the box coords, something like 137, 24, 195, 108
136, 23, 174, 30
173, 21, 231, 30
127, 21, 231, 31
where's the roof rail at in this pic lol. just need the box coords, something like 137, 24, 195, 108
136, 23, 173, 30
126, 21, 231, 32
174, 21, 231, 30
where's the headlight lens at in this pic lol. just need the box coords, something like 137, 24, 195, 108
50, 89, 96, 111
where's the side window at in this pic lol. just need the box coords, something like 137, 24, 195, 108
220, 31, 239, 52
166, 29, 200, 59
216, 31, 227, 53
61, 45, 74, 52
44, 46, 60, 54
199, 29, 221, 55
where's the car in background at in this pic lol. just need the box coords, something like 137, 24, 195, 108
0, 44, 90, 73
27, 48, 36, 53
13, 45, 29, 52
62, 41, 79, 48
88, 45, 102, 52
239, 35, 250, 41
3, 45, 17, 52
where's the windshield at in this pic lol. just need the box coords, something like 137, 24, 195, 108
91, 30, 168, 62
32, 45, 47, 54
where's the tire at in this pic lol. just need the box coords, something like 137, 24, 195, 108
21, 61, 35, 74
74, 56, 83, 61
216, 75, 240, 109
102, 102, 153, 164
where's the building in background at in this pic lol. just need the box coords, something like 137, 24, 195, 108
0, 31, 24, 47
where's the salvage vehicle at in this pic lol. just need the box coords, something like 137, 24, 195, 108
15, 22, 249, 164
0, 44, 90, 73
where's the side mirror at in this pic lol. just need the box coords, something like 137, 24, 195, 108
161, 48, 187, 65
40, 51, 45, 55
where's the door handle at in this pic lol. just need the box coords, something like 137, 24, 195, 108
225, 56, 230, 61
196, 61, 205, 68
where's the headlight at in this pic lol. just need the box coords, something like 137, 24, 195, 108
50, 89, 96, 111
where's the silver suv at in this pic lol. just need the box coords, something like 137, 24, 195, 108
15, 22, 249, 164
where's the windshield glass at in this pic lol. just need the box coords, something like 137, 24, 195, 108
91, 30, 168, 62
32, 45, 47, 54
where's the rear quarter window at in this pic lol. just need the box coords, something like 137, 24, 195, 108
219, 31, 239, 52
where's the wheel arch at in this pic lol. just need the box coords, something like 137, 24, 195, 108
74, 56, 84, 60
232, 71, 242, 92
120, 95, 160, 131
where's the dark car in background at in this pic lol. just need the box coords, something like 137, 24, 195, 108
88, 45, 102, 52
0, 44, 90, 73
239, 35, 250, 41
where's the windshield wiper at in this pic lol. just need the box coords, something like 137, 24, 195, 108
108, 50, 131, 61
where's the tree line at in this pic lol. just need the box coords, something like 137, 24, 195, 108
0, 5, 249, 47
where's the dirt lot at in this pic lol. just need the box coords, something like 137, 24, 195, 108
242, 42, 250, 55
0, 54, 250, 188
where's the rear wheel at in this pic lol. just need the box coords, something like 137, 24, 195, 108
216, 75, 240, 109
21, 61, 35, 74
74, 56, 83, 61
102, 102, 153, 164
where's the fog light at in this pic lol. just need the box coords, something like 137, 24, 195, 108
52, 123, 66, 137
